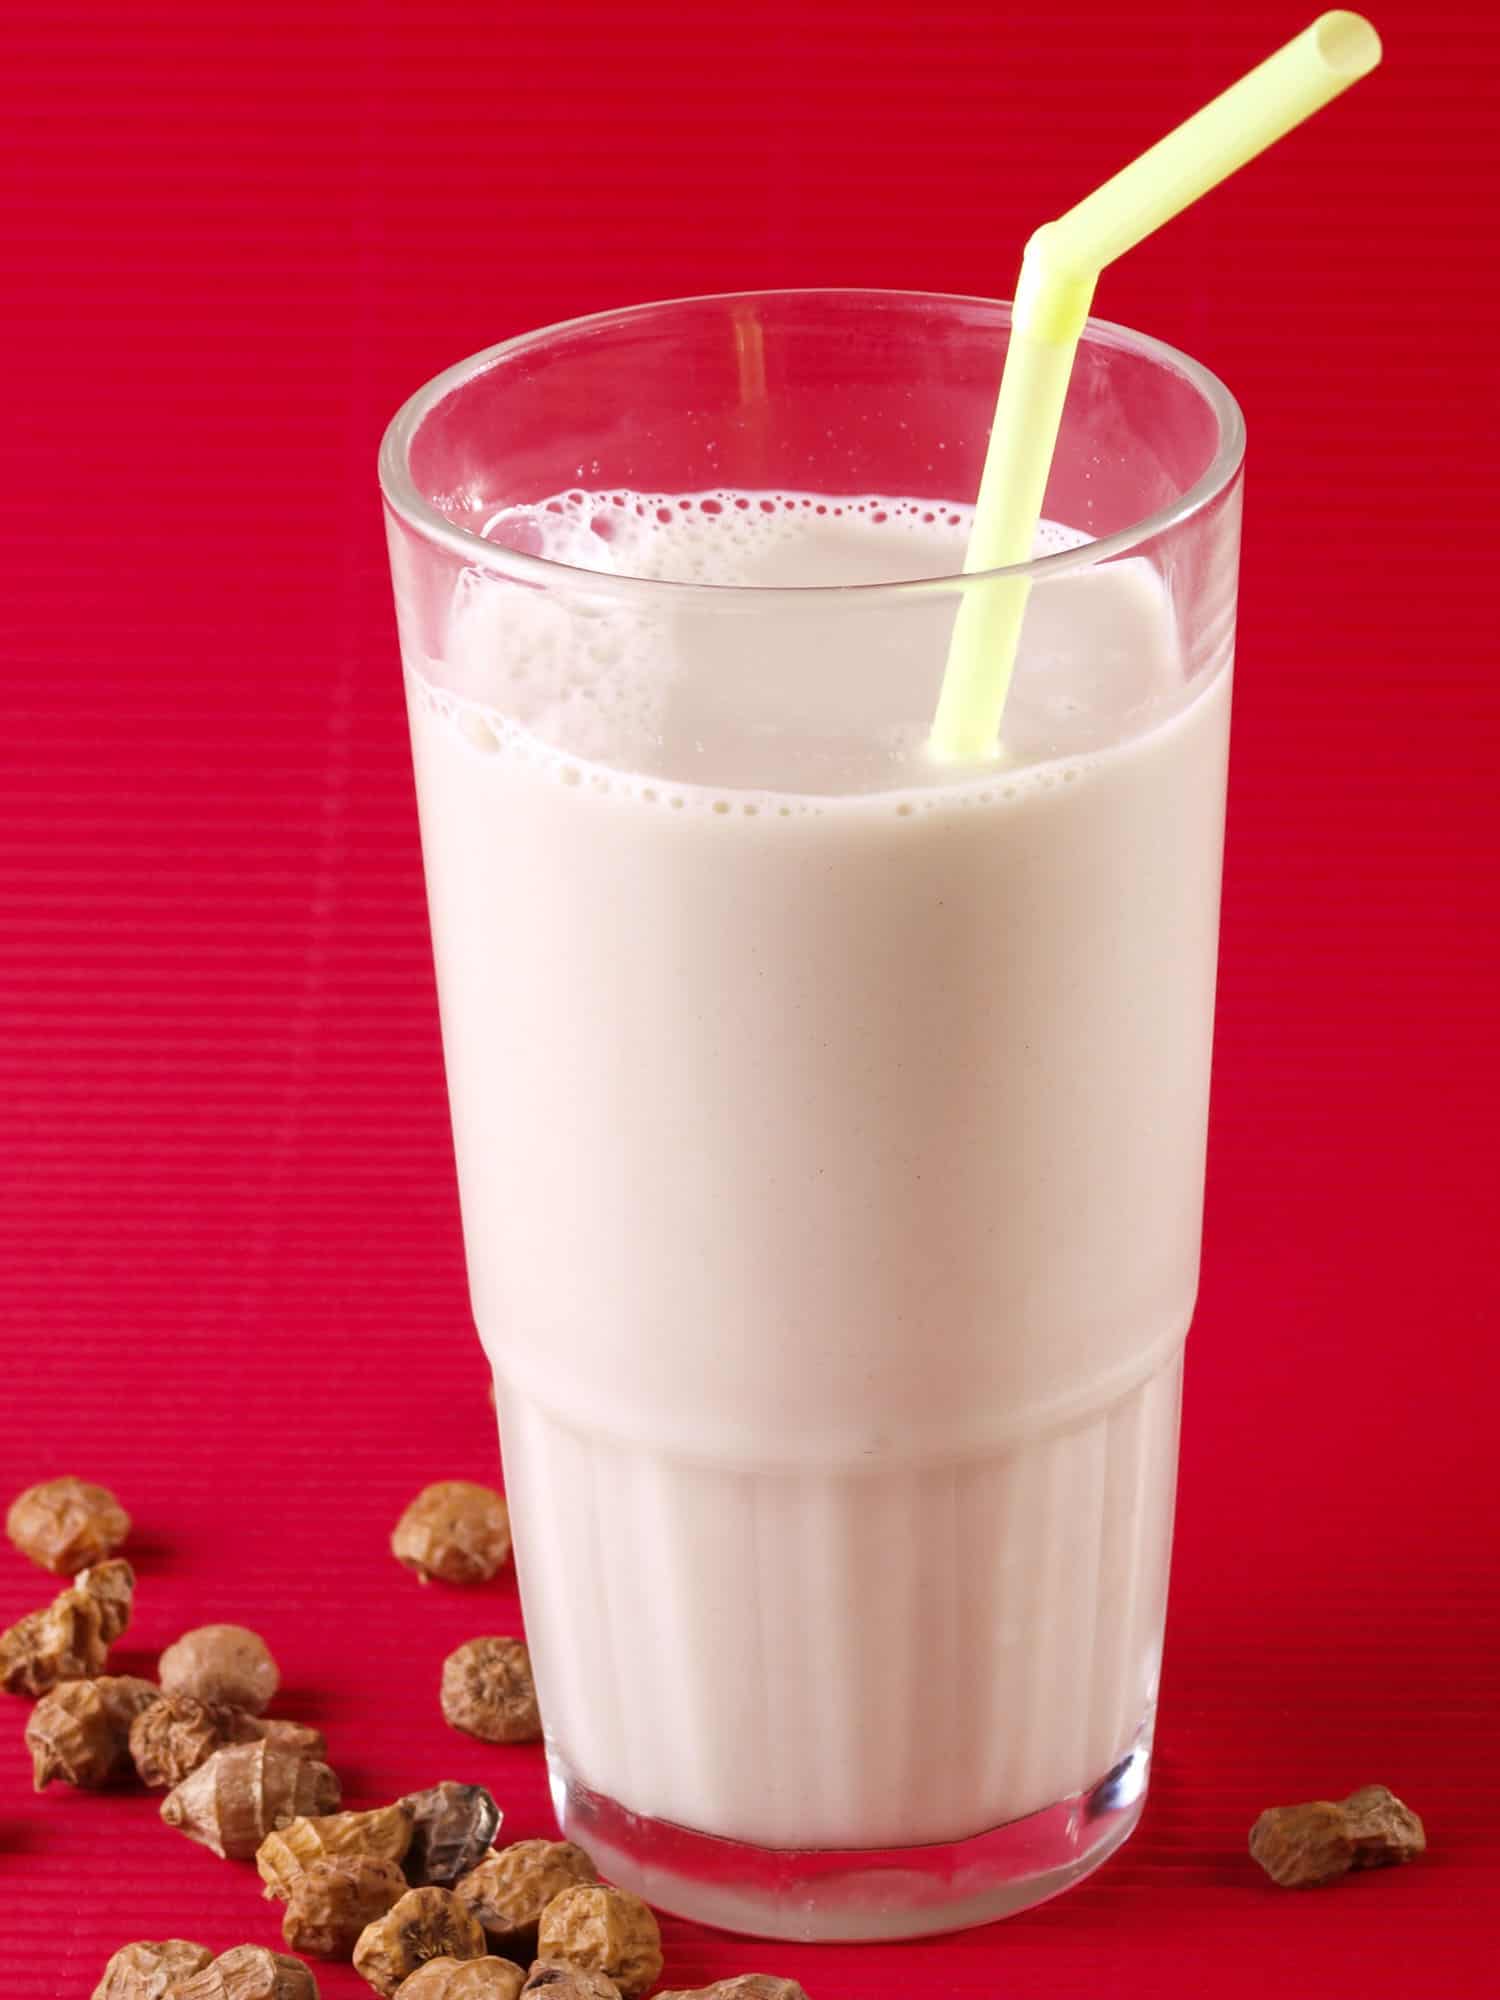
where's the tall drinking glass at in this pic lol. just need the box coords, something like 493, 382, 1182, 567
380, 290, 1243, 1940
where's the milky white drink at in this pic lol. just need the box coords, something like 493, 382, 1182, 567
403, 490, 1229, 1864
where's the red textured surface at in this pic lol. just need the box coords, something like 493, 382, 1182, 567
3, 2, 1498, 1993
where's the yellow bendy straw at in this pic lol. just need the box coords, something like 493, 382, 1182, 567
929, 12, 1382, 763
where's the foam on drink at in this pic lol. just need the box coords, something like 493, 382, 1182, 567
413, 489, 1197, 798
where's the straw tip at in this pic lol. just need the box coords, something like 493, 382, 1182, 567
1314, 12, 1382, 78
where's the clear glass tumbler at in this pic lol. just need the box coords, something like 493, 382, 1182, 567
380, 290, 1243, 1940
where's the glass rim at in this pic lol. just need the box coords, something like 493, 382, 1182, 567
378, 286, 1246, 604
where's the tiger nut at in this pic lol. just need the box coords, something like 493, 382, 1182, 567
399, 1781, 502, 1887
8, 1476, 130, 1574
455, 1841, 598, 1959
91, 1939, 214, 2000
392, 1483, 511, 1586
284, 1855, 410, 1958
352, 1887, 487, 1997
440, 1638, 541, 1744
1, 1583, 108, 1695
159, 1624, 280, 1713
28, 1674, 159, 1788
161, 1740, 341, 1860
175, 1946, 319, 2000
258, 1804, 416, 1901
535, 1886, 661, 2000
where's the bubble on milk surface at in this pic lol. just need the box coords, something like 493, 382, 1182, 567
407, 487, 1173, 813
475, 487, 1085, 588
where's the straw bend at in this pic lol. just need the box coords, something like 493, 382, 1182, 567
1013, 229, 1097, 343
929, 11, 1382, 762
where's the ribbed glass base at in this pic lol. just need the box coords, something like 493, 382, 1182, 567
550, 1733, 1150, 1941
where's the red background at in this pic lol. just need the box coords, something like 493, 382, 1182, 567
3, 3, 1497, 1994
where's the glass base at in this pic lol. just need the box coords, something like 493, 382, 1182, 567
549, 1735, 1151, 1942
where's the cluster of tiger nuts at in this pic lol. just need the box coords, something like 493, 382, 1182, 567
8, 1476, 813, 2000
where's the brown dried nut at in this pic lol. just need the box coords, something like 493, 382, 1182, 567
440, 1638, 541, 1744
1250, 1799, 1351, 1886
535, 1886, 662, 2000
175, 1945, 319, 2000
283, 1855, 410, 1958
400, 1782, 503, 1887
131, 1693, 258, 1788
1250, 1783, 1426, 1887
352, 1886, 487, 1996
654, 1982, 810, 2000
398, 1962, 526, 2000
76, 1558, 136, 1643
160, 1624, 280, 1713
162, 1739, 341, 1860
28, 1674, 159, 1789
1341, 1783, 1428, 1867
392, 1483, 512, 1586
258, 1805, 416, 1901
1, 1582, 108, 1695
520, 1966, 621, 2000
3, 1561, 134, 1695
91, 1938, 214, 2000
8, 1476, 131, 1574
455, 1841, 598, 1959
